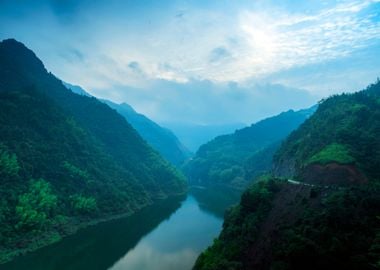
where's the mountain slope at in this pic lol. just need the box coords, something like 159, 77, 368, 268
194, 81, 380, 270
185, 107, 315, 189
63, 83, 191, 166
0, 39, 186, 263
102, 100, 191, 166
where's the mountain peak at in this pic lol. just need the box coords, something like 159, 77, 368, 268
0, 38, 38, 58
0, 38, 47, 90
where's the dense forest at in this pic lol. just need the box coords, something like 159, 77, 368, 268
184, 107, 315, 189
0, 39, 186, 263
194, 81, 380, 270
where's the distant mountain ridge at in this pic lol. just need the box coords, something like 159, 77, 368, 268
63, 82, 92, 97
163, 122, 246, 153
63, 82, 191, 166
184, 106, 316, 189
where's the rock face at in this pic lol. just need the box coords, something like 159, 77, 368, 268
300, 163, 368, 186
272, 156, 297, 178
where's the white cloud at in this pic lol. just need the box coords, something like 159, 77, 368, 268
228, 0, 380, 81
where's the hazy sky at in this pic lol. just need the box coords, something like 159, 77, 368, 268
1, 0, 379, 124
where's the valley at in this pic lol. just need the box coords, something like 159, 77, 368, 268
0, 1, 379, 268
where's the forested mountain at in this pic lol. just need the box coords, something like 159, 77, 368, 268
194, 81, 380, 270
102, 100, 191, 166
0, 39, 186, 263
63, 83, 191, 166
184, 107, 315, 189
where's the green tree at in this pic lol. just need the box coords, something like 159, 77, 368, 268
0, 145, 20, 177
69, 194, 97, 214
15, 179, 57, 231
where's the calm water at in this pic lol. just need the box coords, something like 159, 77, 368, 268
2, 187, 240, 270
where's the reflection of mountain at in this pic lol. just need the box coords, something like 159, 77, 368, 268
2, 196, 185, 270
190, 187, 241, 218
109, 195, 223, 270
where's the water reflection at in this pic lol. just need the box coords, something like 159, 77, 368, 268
190, 186, 242, 218
109, 196, 222, 270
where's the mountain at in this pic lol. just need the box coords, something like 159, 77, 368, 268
194, 81, 380, 270
0, 39, 186, 263
63, 82, 92, 97
162, 123, 246, 153
63, 82, 191, 166
101, 100, 191, 166
184, 107, 316, 189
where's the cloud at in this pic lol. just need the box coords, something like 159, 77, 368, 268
209, 47, 231, 63
128, 61, 145, 76
232, 0, 380, 80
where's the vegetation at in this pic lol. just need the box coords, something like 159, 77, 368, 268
69, 195, 97, 215
270, 185, 380, 270
102, 100, 191, 167
184, 108, 315, 189
307, 143, 355, 165
0, 39, 186, 263
194, 81, 380, 270
15, 179, 57, 231
0, 145, 20, 177
63, 83, 192, 167
194, 178, 282, 269
275, 80, 380, 180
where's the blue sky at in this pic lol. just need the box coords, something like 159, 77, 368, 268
0, 0, 379, 124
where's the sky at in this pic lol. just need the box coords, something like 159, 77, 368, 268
0, 0, 379, 125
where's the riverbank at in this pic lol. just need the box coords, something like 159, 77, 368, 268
2, 189, 231, 270
0, 193, 187, 265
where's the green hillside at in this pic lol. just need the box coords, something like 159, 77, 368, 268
184, 107, 315, 189
274, 81, 380, 182
194, 81, 380, 270
0, 39, 186, 263
63, 82, 191, 166
102, 100, 191, 166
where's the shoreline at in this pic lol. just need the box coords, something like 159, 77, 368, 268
0, 191, 187, 265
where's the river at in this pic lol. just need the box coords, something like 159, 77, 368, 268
2, 187, 240, 270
